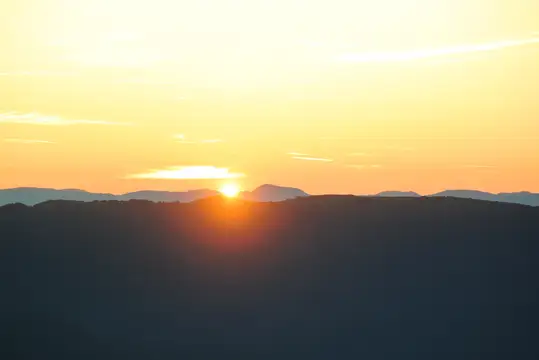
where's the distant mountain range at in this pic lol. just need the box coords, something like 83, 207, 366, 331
0, 186, 538, 206
0, 184, 309, 206
374, 190, 539, 206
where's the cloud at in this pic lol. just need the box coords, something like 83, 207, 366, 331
0, 112, 131, 126
4, 138, 55, 144
288, 151, 333, 162
337, 37, 539, 63
292, 156, 334, 162
127, 166, 245, 180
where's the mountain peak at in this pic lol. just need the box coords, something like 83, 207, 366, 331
253, 184, 302, 191
243, 184, 309, 202
376, 191, 421, 197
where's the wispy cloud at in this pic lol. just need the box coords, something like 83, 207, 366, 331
174, 134, 223, 144
0, 112, 131, 126
288, 151, 333, 162
337, 37, 539, 63
127, 166, 245, 180
4, 138, 55, 144
292, 156, 334, 162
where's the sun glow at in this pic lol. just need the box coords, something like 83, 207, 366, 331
220, 183, 241, 198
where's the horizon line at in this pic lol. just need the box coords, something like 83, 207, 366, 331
0, 185, 536, 197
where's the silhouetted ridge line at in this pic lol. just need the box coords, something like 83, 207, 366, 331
1, 186, 538, 206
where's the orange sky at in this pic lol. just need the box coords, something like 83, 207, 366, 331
1, 0, 538, 195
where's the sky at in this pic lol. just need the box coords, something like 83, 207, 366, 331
1, 0, 538, 195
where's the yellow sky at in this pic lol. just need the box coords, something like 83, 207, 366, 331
1, 0, 538, 194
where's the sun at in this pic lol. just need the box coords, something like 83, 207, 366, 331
219, 183, 241, 198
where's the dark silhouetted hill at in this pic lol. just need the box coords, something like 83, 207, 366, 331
1, 196, 538, 359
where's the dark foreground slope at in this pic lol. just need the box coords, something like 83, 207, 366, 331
1, 196, 538, 359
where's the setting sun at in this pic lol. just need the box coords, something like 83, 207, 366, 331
219, 184, 241, 198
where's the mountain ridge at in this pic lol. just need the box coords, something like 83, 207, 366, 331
0, 184, 308, 206
1, 186, 538, 206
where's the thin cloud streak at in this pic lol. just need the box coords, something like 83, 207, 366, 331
292, 156, 334, 162
127, 166, 245, 180
337, 37, 539, 63
4, 138, 55, 144
0, 112, 131, 126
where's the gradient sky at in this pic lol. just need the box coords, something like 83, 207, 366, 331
1, 0, 538, 195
